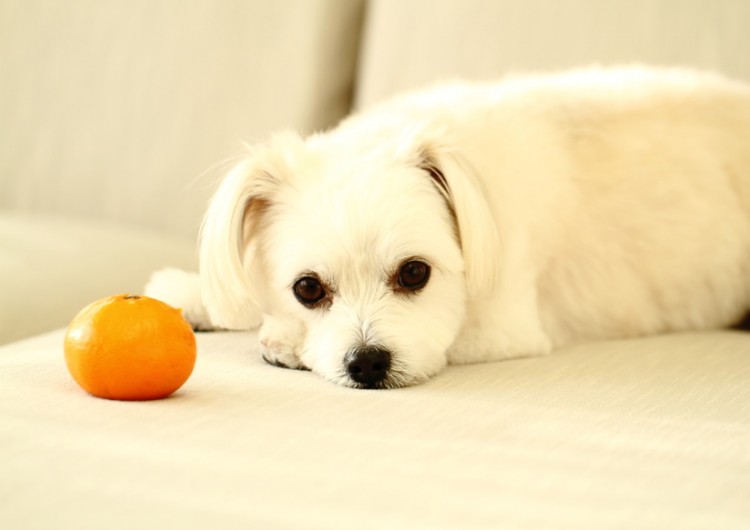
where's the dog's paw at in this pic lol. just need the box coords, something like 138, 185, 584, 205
144, 268, 216, 331
259, 316, 308, 370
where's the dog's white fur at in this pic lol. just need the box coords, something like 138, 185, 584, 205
148, 66, 750, 388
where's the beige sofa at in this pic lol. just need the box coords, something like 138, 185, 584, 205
2, 1, 750, 528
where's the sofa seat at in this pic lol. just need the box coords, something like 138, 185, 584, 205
0, 211, 197, 344
2, 328, 749, 529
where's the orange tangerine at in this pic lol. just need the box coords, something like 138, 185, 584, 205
64, 294, 196, 400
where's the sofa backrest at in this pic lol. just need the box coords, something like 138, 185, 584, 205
0, 0, 364, 240
355, 0, 750, 110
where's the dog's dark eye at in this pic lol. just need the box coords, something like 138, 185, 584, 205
397, 260, 431, 292
293, 276, 326, 307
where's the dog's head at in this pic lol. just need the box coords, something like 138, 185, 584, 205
199, 126, 499, 388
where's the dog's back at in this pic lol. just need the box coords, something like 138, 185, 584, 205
497, 68, 750, 345
351, 67, 750, 350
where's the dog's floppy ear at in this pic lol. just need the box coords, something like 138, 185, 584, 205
199, 136, 295, 329
418, 141, 501, 299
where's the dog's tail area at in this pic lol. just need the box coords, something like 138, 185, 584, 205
144, 268, 217, 331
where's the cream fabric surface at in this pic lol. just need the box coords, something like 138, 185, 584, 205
0, 212, 196, 344
2, 329, 749, 529
356, 0, 750, 109
0, 0, 364, 239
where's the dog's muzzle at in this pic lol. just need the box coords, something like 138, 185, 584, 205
344, 345, 391, 388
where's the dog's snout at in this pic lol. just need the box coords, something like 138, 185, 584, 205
345, 346, 391, 388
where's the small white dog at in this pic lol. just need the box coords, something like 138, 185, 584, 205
148, 66, 750, 389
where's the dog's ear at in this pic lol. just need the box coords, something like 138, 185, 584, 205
199, 135, 297, 329
418, 142, 501, 299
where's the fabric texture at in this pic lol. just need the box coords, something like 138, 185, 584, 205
2, 329, 749, 529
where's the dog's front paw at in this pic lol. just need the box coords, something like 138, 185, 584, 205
259, 316, 308, 371
261, 343, 309, 371
144, 268, 216, 331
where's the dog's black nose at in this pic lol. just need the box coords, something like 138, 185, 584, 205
345, 346, 391, 388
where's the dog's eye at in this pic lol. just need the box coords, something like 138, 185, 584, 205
293, 276, 326, 307
397, 260, 431, 292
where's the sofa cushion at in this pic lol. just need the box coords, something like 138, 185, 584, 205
1, 329, 749, 528
0, 211, 196, 344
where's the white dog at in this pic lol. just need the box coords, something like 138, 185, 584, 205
147, 66, 750, 389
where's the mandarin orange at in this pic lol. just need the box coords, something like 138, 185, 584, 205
64, 294, 196, 400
